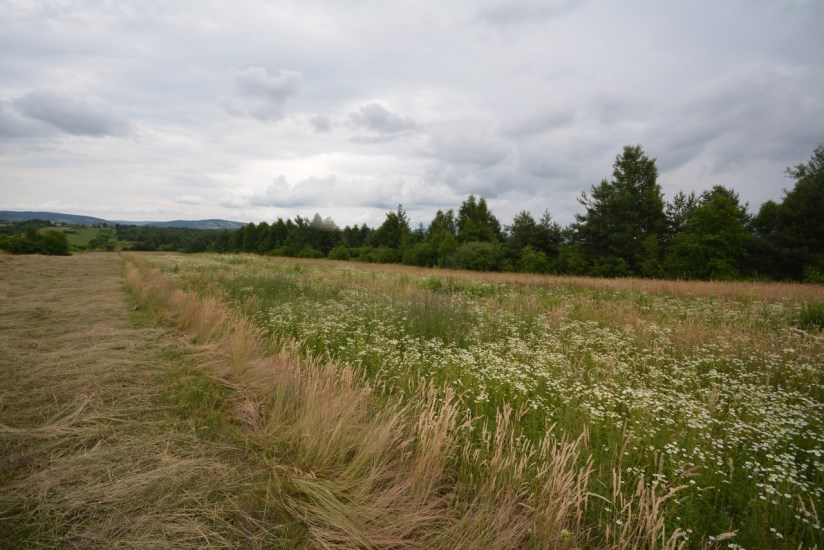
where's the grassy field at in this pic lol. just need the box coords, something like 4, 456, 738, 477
3, 251, 822, 548
44, 226, 117, 251
0, 253, 293, 547
138, 252, 824, 549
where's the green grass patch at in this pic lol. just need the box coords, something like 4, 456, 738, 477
45, 227, 117, 251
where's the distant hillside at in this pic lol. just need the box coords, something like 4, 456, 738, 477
138, 219, 245, 229
0, 211, 245, 230
0, 211, 109, 225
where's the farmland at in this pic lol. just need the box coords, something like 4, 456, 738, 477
137, 252, 824, 548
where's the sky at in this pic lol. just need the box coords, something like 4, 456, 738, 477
1, 0, 822, 228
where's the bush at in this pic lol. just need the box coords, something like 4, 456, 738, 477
327, 245, 351, 261
402, 242, 438, 267
444, 241, 504, 271
802, 266, 824, 284
797, 302, 824, 330
297, 246, 324, 259
518, 245, 552, 274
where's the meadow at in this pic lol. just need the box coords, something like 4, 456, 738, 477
134, 252, 823, 548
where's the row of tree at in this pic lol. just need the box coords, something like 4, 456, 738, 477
214, 143, 823, 282
114, 225, 221, 252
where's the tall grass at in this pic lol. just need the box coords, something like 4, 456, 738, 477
131, 252, 824, 548
121, 253, 692, 548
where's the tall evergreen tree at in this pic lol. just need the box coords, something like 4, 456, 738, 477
574, 145, 666, 275
457, 195, 502, 243
370, 204, 411, 250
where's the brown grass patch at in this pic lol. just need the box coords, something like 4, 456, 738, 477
0, 253, 281, 547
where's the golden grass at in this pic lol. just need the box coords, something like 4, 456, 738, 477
0, 253, 281, 547
262, 254, 824, 302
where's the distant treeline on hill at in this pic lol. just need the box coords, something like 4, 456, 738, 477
213, 143, 824, 283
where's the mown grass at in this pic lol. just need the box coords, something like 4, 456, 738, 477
0, 253, 294, 547
140, 252, 824, 549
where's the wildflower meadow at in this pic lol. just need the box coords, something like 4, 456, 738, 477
147, 253, 823, 548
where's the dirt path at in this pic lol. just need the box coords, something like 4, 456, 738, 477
0, 253, 278, 547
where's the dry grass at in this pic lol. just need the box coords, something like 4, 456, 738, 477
0, 254, 282, 547
268, 254, 824, 302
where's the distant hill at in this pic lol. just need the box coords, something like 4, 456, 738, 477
0, 211, 245, 230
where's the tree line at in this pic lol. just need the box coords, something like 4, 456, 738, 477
5, 143, 821, 281
213, 143, 824, 282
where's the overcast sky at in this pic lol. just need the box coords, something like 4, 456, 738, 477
1, 0, 822, 227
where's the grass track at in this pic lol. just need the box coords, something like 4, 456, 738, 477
0, 253, 290, 547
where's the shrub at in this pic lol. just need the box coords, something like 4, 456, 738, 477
797, 301, 824, 330
297, 246, 324, 259
445, 241, 504, 271
518, 245, 552, 274
327, 245, 351, 261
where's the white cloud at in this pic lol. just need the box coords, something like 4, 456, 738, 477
175, 194, 205, 205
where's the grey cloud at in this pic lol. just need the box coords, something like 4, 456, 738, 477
0, 100, 46, 139
424, 163, 505, 198
309, 115, 333, 133
225, 67, 303, 121
504, 109, 576, 137
476, 0, 581, 27
12, 91, 130, 137
175, 194, 206, 205
350, 103, 417, 135
650, 65, 824, 173
422, 133, 510, 168
350, 134, 405, 145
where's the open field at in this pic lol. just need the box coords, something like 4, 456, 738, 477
139, 252, 824, 549
2, 251, 822, 548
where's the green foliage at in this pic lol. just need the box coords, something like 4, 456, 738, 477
665, 187, 752, 280
517, 245, 553, 273
297, 246, 324, 259
327, 245, 351, 261
803, 266, 824, 284
752, 143, 824, 279
507, 210, 562, 261
369, 204, 411, 249
444, 241, 504, 271
574, 145, 666, 274
402, 242, 438, 267
796, 301, 824, 330
116, 225, 220, 252
457, 195, 502, 243
0, 222, 70, 255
